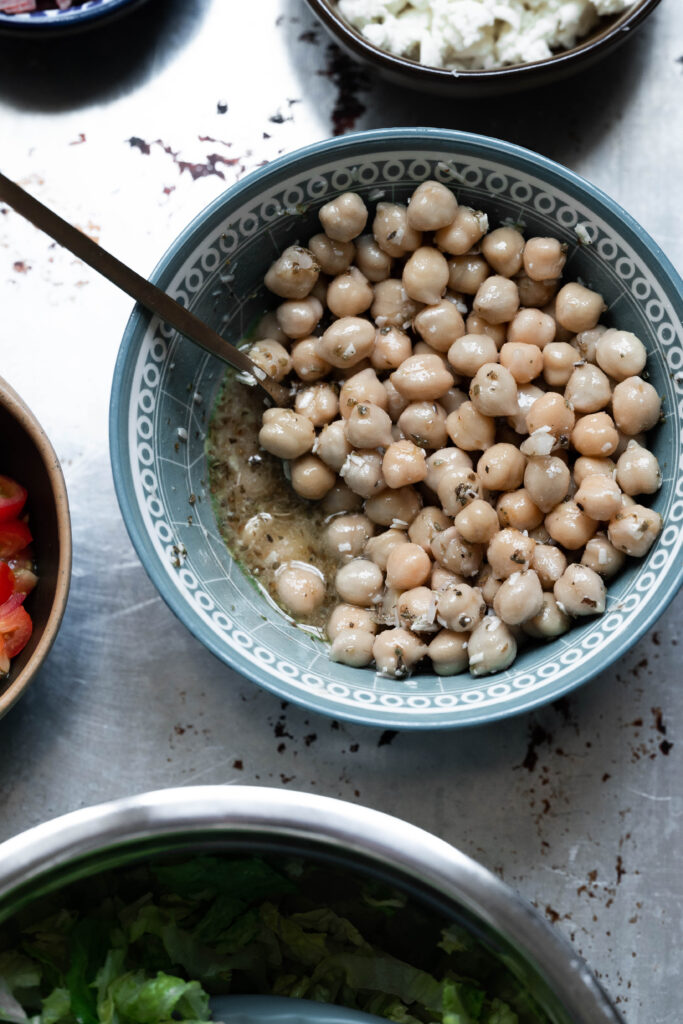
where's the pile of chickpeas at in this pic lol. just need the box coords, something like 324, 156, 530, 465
248, 181, 663, 679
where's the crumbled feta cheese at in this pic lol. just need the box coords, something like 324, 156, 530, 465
337, 0, 632, 70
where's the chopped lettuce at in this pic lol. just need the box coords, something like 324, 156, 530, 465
0, 857, 542, 1024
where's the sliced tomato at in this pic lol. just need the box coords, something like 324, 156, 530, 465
0, 561, 13, 604
8, 547, 37, 594
0, 636, 9, 676
0, 594, 32, 659
0, 520, 32, 559
12, 568, 38, 595
0, 476, 27, 523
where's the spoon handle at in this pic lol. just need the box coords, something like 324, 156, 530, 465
0, 171, 289, 406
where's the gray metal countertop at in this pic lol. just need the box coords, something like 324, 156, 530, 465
0, 1, 681, 1020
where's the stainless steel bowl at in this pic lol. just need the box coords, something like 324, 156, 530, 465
0, 787, 622, 1023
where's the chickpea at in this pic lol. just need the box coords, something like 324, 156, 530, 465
327, 603, 377, 639
354, 234, 393, 282
523, 594, 571, 639
330, 628, 375, 667
295, 383, 339, 427
453, 499, 499, 545
477, 443, 525, 491
468, 616, 517, 676
408, 506, 451, 551
581, 534, 626, 579
493, 569, 544, 625
487, 528, 536, 579
497, 489, 544, 531
265, 245, 319, 299
340, 450, 385, 499
383, 439, 428, 488
572, 325, 605, 363
259, 408, 315, 460
499, 342, 544, 384
465, 314, 507, 346
532, 544, 567, 590
571, 412, 619, 457
335, 558, 383, 606
364, 530, 409, 575
436, 582, 486, 632
323, 513, 374, 562
574, 474, 622, 521
545, 499, 596, 550
319, 191, 368, 242
439, 387, 468, 416
523, 456, 571, 513
608, 504, 662, 557
308, 233, 355, 276
446, 401, 496, 451
435, 207, 489, 255
248, 340, 292, 382
477, 563, 502, 606
554, 563, 606, 617
321, 482, 363, 515
254, 310, 288, 345
414, 299, 466, 352
275, 296, 323, 340
345, 402, 394, 449
616, 441, 661, 495
317, 317, 375, 369
401, 246, 450, 305
515, 272, 560, 309
612, 376, 661, 435
428, 631, 469, 675
373, 202, 422, 257
373, 628, 428, 678
326, 267, 374, 318
371, 326, 412, 372
432, 565, 465, 591
275, 562, 326, 616
437, 467, 483, 515
448, 254, 490, 295
470, 363, 519, 417
573, 456, 616, 486
317, 419, 352, 471
526, 392, 575, 445
407, 179, 459, 230
365, 486, 422, 528
596, 329, 647, 381
425, 447, 473, 492
431, 526, 484, 578
397, 587, 439, 633
371, 278, 422, 329
473, 275, 519, 325
539, 342, 575, 387
555, 282, 606, 333
340, 368, 388, 418
448, 333, 499, 376
523, 237, 567, 282
383, 377, 409, 421
290, 454, 336, 500
391, 354, 454, 402
564, 363, 611, 414
507, 383, 545, 435
397, 401, 448, 451
376, 586, 401, 628
480, 226, 525, 278
507, 308, 556, 349
291, 337, 331, 383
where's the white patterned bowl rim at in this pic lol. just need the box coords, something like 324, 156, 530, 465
0, 0, 142, 28
109, 128, 683, 729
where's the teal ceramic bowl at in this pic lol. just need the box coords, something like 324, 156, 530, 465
110, 128, 683, 729
0, 0, 147, 35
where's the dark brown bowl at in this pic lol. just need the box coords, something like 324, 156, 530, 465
0, 377, 71, 718
305, 0, 662, 96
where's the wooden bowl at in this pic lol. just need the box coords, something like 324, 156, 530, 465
0, 377, 71, 718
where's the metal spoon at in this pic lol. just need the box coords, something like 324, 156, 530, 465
209, 995, 382, 1024
0, 171, 289, 407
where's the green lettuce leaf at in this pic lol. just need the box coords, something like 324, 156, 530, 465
108, 971, 209, 1024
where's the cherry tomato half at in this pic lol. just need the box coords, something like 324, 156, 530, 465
0, 520, 32, 559
0, 562, 13, 605
0, 476, 27, 523
0, 593, 32, 659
